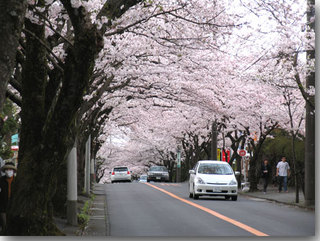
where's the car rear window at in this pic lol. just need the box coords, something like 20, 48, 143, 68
114, 167, 128, 172
198, 163, 233, 175
149, 166, 168, 172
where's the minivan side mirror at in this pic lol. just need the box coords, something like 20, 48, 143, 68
235, 171, 240, 176
189, 170, 195, 174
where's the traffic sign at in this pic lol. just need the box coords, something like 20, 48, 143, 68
238, 149, 246, 157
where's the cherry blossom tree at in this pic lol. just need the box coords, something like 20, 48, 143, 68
94, 0, 313, 196
222, 0, 313, 192
5, 0, 242, 235
0, 0, 27, 129
1, 0, 313, 234
6, 0, 145, 235
281, 87, 305, 202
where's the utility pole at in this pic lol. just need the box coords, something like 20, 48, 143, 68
67, 143, 77, 225
90, 158, 95, 184
84, 135, 91, 196
176, 145, 181, 182
211, 121, 218, 160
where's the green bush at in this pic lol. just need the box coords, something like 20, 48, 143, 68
82, 201, 90, 214
78, 213, 89, 226
77, 194, 96, 232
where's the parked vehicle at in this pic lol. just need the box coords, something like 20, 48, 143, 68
147, 166, 169, 182
189, 160, 238, 200
111, 166, 132, 183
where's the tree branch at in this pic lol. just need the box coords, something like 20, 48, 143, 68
6, 88, 22, 107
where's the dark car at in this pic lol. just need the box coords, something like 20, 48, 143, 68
147, 166, 169, 182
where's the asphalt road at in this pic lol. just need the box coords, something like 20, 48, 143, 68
105, 182, 315, 237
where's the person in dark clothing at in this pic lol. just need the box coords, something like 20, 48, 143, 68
261, 159, 271, 194
0, 161, 16, 233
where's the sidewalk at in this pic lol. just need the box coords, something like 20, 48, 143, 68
239, 183, 315, 211
84, 183, 108, 236
54, 183, 108, 236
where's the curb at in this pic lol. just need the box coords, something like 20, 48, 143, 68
104, 192, 110, 236
83, 184, 108, 236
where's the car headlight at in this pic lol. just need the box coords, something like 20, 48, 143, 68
196, 177, 205, 184
229, 179, 237, 185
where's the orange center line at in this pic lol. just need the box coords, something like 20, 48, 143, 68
145, 183, 269, 237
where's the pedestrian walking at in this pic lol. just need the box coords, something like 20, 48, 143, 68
261, 159, 271, 194
0, 161, 17, 234
276, 157, 290, 193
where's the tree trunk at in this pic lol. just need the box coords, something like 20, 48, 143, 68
6, 19, 62, 235
248, 152, 259, 191
7, 9, 103, 234
247, 123, 278, 192
291, 133, 299, 203
304, 0, 315, 207
3, 0, 143, 235
0, 0, 27, 113
304, 82, 315, 206
226, 131, 245, 189
77, 137, 86, 194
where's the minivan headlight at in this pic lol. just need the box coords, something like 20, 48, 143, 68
229, 179, 237, 185
196, 177, 205, 184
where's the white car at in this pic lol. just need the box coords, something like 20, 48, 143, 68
139, 174, 148, 182
111, 166, 132, 183
189, 160, 238, 201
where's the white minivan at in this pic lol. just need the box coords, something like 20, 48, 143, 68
111, 166, 132, 183
189, 160, 238, 201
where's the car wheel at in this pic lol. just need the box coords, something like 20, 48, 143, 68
231, 196, 238, 201
225, 196, 230, 200
193, 185, 199, 200
189, 184, 193, 198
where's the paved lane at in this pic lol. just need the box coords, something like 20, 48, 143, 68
105, 182, 315, 237
149, 182, 315, 236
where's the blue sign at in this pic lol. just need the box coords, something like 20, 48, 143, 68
11, 134, 19, 144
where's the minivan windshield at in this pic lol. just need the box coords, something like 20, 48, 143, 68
114, 167, 128, 172
149, 166, 168, 172
198, 163, 233, 175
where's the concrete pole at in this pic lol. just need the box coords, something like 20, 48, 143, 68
67, 144, 77, 225
90, 158, 95, 184
176, 148, 181, 182
211, 122, 217, 160
84, 135, 91, 196
243, 157, 246, 184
